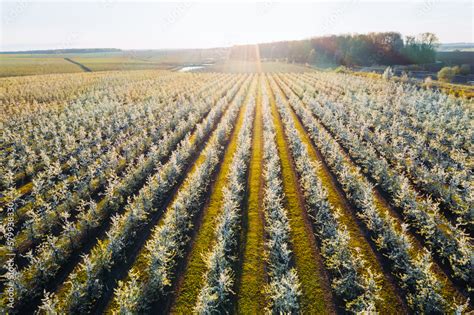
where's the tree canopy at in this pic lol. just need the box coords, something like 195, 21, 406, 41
230, 32, 439, 66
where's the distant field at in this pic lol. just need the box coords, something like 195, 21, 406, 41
0, 49, 228, 77
0, 54, 312, 77
437, 51, 474, 66
0, 53, 176, 77
71, 56, 173, 72
201, 60, 313, 73
0, 55, 83, 77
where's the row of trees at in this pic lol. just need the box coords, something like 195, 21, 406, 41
0, 74, 234, 270
110, 77, 248, 314
230, 32, 439, 66
281, 72, 472, 285
291, 72, 471, 225
3, 75, 245, 313
3, 86, 209, 262
260, 84, 301, 313
270, 77, 380, 313
195, 86, 255, 313
274, 75, 450, 313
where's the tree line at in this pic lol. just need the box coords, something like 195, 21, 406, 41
230, 32, 439, 66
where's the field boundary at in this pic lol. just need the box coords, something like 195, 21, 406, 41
64, 57, 92, 72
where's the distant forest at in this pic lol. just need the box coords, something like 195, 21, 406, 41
231, 32, 440, 66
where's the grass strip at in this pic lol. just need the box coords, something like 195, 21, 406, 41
236, 75, 266, 314
267, 76, 335, 314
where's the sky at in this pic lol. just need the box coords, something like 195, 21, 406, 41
1, 1, 473, 51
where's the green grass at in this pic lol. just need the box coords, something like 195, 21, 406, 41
236, 76, 266, 314
170, 81, 253, 314
274, 76, 405, 313
267, 76, 335, 314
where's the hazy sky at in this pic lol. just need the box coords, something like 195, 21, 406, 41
1, 1, 473, 51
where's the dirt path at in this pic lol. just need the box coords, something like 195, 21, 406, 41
64, 57, 92, 72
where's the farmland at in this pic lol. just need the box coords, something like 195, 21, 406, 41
0, 66, 472, 314
0, 53, 175, 77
